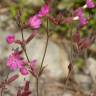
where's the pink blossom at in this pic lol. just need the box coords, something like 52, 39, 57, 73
28, 15, 41, 29
7, 52, 23, 70
20, 67, 28, 75
6, 35, 15, 44
7, 52, 29, 75
79, 16, 88, 26
86, 0, 95, 8
38, 4, 49, 17
74, 8, 84, 17
74, 8, 88, 26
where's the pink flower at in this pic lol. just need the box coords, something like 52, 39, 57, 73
38, 4, 49, 17
86, 0, 95, 8
28, 15, 41, 29
79, 16, 88, 26
6, 35, 15, 44
7, 52, 29, 75
74, 8, 84, 17
74, 8, 87, 26
20, 67, 28, 75
7, 52, 23, 70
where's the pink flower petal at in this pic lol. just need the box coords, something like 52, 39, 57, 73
20, 67, 28, 75
28, 15, 41, 29
7, 52, 24, 71
86, 0, 95, 8
38, 4, 49, 17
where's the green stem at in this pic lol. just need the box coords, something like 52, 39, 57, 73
64, 16, 73, 90
39, 18, 49, 75
36, 77, 39, 96
36, 17, 49, 96
20, 28, 30, 62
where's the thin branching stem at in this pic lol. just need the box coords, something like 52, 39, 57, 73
64, 13, 74, 90
39, 18, 49, 75
20, 28, 30, 62
16, 8, 30, 63
36, 17, 49, 96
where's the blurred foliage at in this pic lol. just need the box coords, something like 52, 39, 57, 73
75, 58, 85, 71
9, 0, 32, 22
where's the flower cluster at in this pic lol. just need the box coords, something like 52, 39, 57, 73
28, 4, 49, 29
73, 0, 95, 26
6, 0, 96, 77
6, 32, 37, 76
74, 8, 88, 26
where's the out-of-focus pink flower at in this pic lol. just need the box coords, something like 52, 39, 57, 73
74, 8, 87, 26
28, 15, 41, 29
6, 35, 15, 44
86, 0, 95, 8
74, 8, 83, 17
7, 52, 23, 70
20, 67, 28, 75
38, 4, 49, 17
79, 16, 88, 26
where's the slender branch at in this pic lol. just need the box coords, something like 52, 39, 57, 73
20, 28, 30, 62
39, 18, 49, 76
36, 17, 49, 96
36, 77, 39, 96
0, 72, 10, 96
1, 88, 3, 96
16, 9, 30, 63
64, 13, 74, 90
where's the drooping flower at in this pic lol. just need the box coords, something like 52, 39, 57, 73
6, 35, 15, 44
86, 0, 95, 8
28, 15, 41, 29
7, 52, 23, 70
38, 4, 49, 17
